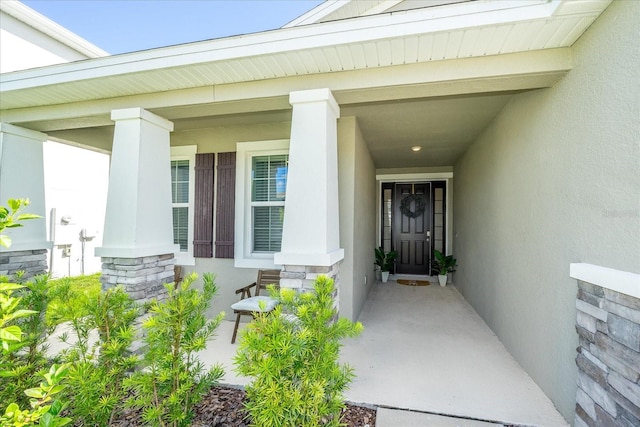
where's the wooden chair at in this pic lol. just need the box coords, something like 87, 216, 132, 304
174, 265, 183, 284
230, 269, 281, 344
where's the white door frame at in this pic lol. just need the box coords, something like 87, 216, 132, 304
375, 172, 454, 256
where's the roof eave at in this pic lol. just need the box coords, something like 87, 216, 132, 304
0, 0, 612, 110
282, 0, 348, 28
0, 0, 109, 58
0, 1, 563, 87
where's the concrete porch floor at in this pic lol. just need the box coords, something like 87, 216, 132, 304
199, 280, 569, 426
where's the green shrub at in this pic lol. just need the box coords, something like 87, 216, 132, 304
0, 198, 40, 249
58, 286, 139, 426
0, 282, 36, 352
0, 199, 69, 426
0, 275, 57, 409
1, 364, 72, 427
0, 283, 70, 427
2, 198, 231, 425
18, 275, 55, 360
125, 273, 225, 427
234, 275, 363, 427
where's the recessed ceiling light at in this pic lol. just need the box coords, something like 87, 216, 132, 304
411, 146, 422, 152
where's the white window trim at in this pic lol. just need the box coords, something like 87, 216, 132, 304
235, 139, 290, 269
171, 145, 196, 266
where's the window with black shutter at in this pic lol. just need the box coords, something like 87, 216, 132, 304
193, 153, 215, 258
215, 152, 236, 258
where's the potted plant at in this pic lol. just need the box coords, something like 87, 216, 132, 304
374, 247, 397, 283
433, 250, 457, 287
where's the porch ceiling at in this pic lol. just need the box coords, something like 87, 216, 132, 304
342, 92, 514, 168
37, 90, 516, 168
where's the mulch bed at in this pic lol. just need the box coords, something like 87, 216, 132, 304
111, 386, 376, 426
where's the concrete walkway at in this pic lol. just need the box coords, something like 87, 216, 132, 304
339, 280, 568, 426
199, 280, 569, 426
376, 408, 502, 426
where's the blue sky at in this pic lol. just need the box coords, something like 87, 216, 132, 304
22, 0, 324, 55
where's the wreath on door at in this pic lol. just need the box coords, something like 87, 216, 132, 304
400, 194, 426, 218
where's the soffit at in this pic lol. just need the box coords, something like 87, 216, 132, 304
0, 0, 611, 111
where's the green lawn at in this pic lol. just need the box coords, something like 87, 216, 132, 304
47, 273, 101, 325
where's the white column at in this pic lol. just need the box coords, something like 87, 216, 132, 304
274, 88, 344, 267
0, 123, 50, 252
95, 108, 178, 258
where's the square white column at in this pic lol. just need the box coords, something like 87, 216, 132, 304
0, 122, 51, 252
95, 108, 179, 258
274, 88, 344, 267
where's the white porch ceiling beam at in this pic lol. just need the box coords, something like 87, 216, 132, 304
1, 48, 571, 131
212, 47, 571, 105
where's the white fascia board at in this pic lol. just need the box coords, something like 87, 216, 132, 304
283, 0, 350, 28
1, 0, 569, 92
362, 1, 405, 17
0, 0, 109, 58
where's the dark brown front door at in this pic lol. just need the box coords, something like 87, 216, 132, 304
394, 183, 431, 275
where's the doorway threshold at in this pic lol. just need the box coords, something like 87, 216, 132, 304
392, 273, 434, 282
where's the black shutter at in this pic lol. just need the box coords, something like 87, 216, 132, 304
193, 153, 215, 258
215, 152, 236, 259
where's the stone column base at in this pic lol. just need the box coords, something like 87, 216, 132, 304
280, 263, 340, 315
100, 253, 175, 305
574, 279, 640, 426
0, 249, 48, 279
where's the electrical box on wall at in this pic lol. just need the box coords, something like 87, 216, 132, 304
80, 228, 97, 241
53, 213, 76, 246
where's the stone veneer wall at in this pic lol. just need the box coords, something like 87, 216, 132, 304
100, 254, 175, 304
575, 280, 640, 426
280, 263, 340, 313
0, 249, 48, 279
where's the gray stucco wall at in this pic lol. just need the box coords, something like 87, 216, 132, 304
338, 117, 377, 321
452, 1, 640, 422
352, 119, 377, 320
